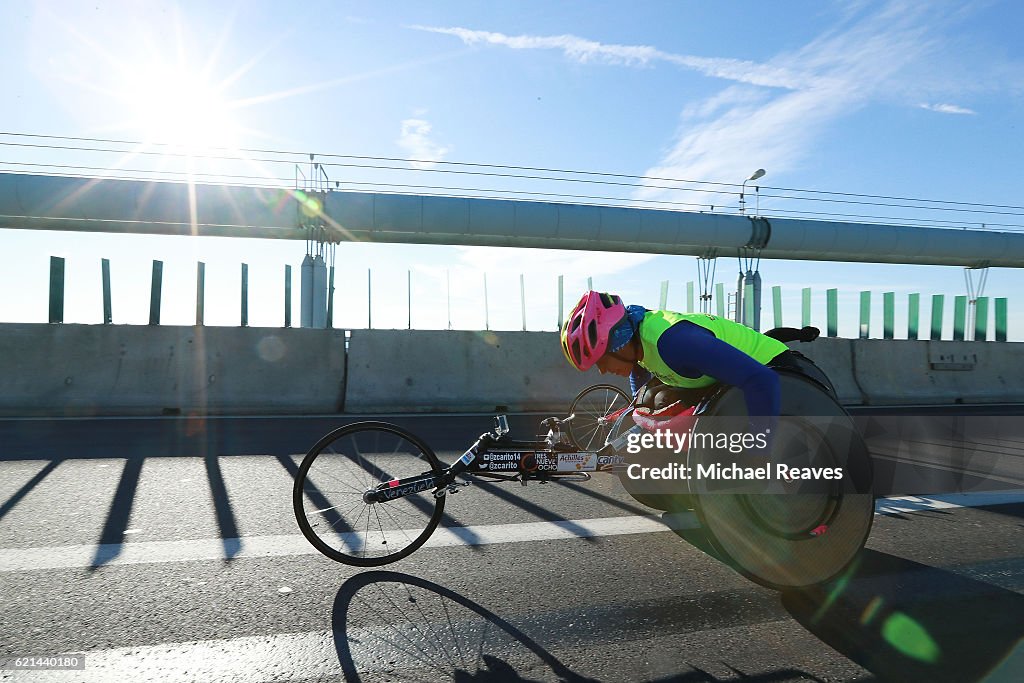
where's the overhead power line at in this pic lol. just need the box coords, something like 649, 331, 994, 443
2, 132, 1023, 230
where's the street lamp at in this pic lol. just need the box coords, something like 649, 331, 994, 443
739, 168, 766, 214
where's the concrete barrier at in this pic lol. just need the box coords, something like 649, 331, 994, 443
0, 323, 1020, 416
792, 338, 867, 405
0, 324, 346, 417
344, 329, 628, 413
851, 339, 1023, 405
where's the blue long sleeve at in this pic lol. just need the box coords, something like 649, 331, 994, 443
655, 321, 779, 447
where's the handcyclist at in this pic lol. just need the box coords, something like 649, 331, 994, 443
560, 290, 814, 447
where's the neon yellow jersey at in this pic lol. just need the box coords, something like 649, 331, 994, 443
637, 310, 788, 389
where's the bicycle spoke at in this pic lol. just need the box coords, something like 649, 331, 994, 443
378, 503, 418, 547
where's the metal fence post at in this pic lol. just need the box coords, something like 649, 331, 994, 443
930, 295, 944, 341
284, 265, 292, 328
995, 298, 1008, 342
101, 258, 112, 324
908, 293, 920, 340
520, 274, 527, 331
241, 263, 249, 327
772, 286, 782, 328
557, 275, 564, 330
802, 288, 811, 328
975, 297, 989, 341
953, 296, 967, 341
327, 263, 335, 329
149, 260, 163, 325
196, 262, 205, 326
859, 291, 870, 339
883, 292, 894, 340
826, 289, 838, 337
49, 256, 65, 323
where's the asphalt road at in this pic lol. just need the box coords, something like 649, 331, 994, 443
1, 409, 1022, 682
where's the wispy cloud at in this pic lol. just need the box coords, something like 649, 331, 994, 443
414, 3, 991, 210
634, 1, 956, 205
919, 102, 976, 115
409, 25, 816, 90
396, 117, 450, 168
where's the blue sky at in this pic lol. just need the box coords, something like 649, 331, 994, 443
0, 0, 1022, 338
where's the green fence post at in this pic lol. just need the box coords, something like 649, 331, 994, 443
974, 297, 989, 341
659, 281, 669, 309
772, 286, 783, 328
686, 281, 694, 313
195, 262, 205, 326
715, 283, 725, 317
995, 298, 1008, 342
240, 263, 249, 327
149, 260, 163, 325
908, 293, 920, 340
101, 258, 112, 324
284, 265, 292, 328
883, 292, 894, 340
557, 275, 563, 330
859, 291, 871, 339
826, 289, 838, 337
48, 256, 65, 323
930, 294, 944, 340
801, 288, 811, 328
952, 296, 966, 341
744, 282, 755, 329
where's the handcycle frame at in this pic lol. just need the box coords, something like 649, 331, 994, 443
362, 412, 631, 505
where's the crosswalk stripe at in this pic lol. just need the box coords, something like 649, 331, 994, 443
0, 490, 1021, 573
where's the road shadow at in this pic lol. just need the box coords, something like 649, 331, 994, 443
86, 455, 243, 568
781, 548, 1024, 682
0, 458, 65, 522
331, 570, 597, 682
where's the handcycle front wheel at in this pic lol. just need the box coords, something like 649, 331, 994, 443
292, 421, 446, 566
567, 384, 630, 450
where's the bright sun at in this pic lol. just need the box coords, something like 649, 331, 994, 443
123, 64, 239, 150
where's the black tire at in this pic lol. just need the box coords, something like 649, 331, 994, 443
568, 384, 631, 450
684, 374, 874, 590
292, 422, 446, 566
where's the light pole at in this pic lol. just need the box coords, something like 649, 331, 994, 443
739, 168, 766, 214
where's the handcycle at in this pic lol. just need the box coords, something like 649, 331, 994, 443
292, 358, 875, 590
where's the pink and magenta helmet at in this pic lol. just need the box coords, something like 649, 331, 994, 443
560, 291, 627, 371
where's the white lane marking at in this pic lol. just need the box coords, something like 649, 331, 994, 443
1, 630, 342, 683
0, 491, 1021, 573
874, 490, 1024, 515
0, 515, 700, 573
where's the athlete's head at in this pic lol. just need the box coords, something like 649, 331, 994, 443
560, 291, 629, 371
